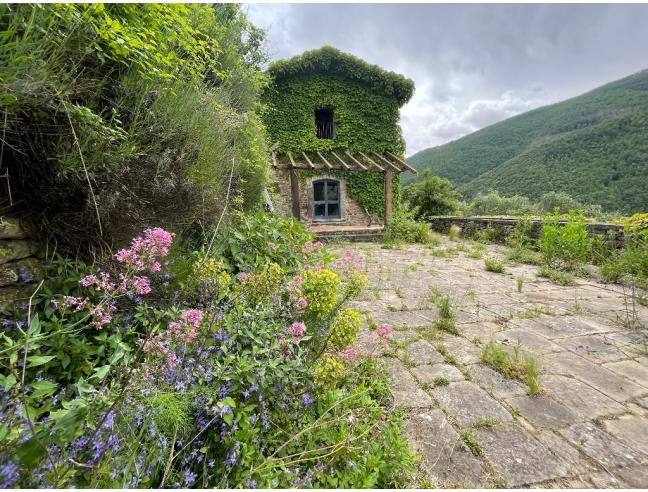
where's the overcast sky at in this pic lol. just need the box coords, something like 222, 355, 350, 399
247, 3, 648, 156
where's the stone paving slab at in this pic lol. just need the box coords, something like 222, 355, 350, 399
506, 395, 580, 429
543, 351, 645, 402
411, 363, 465, 384
384, 358, 434, 409
559, 422, 648, 469
494, 327, 564, 354
515, 315, 613, 339
475, 423, 570, 486
405, 410, 485, 486
439, 335, 482, 364
602, 414, 648, 456
557, 334, 629, 363
469, 364, 528, 399
604, 359, 648, 388
432, 381, 512, 427
543, 375, 626, 419
403, 339, 445, 365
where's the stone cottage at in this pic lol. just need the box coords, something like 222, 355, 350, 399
262, 46, 416, 227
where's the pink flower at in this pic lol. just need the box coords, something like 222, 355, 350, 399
80, 274, 97, 287
239, 272, 249, 282
286, 322, 305, 343
377, 324, 393, 338
314, 241, 323, 249
339, 347, 358, 362
303, 241, 314, 251
115, 227, 174, 272
168, 321, 183, 334
295, 298, 308, 310
131, 275, 152, 295
182, 309, 204, 328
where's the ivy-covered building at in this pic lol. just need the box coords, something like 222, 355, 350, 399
262, 46, 416, 227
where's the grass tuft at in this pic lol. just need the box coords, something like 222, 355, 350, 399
460, 430, 483, 456
537, 266, 576, 285
484, 258, 505, 273
481, 340, 543, 395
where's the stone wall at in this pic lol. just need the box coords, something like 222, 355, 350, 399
0, 217, 45, 313
269, 168, 373, 227
427, 216, 625, 247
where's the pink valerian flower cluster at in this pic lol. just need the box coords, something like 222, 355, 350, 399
53, 296, 116, 328
285, 275, 302, 292
335, 249, 365, 272
89, 303, 117, 329
279, 322, 306, 346
376, 324, 393, 348
303, 260, 325, 271
284, 275, 308, 311
80, 272, 115, 291
115, 227, 174, 272
339, 347, 359, 362
239, 272, 250, 282
303, 241, 323, 252
143, 309, 205, 369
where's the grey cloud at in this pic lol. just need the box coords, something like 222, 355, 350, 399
247, 4, 648, 155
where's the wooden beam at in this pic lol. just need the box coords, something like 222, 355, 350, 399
316, 151, 334, 169
386, 151, 418, 174
330, 150, 353, 170
384, 170, 393, 225
271, 151, 279, 168
302, 152, 316, 169
372, 152, 401, 172
357, 151, 385, 172
290, 167, 300, 220
344, 150, 374, 171
287, 151, 298, 169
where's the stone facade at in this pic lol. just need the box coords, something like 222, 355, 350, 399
0, 217, 45, 313
270, 168, 374, 227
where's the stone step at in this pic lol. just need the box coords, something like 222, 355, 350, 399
313, 228, 383, 242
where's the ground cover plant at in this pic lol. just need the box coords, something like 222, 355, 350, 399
481, 340, 542, 395
0, 214, 418, 488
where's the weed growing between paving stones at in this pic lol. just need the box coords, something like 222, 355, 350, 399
460, 431, 483, 457
467, 243, 486, 259
484, 258, 505, 273
481, 340, 543, 395
506, 246, 543, 266
435, 296, 459, 334
433, 376, 450, 386
537, 266, 576, 285
517, 276, 525, 293
515, 306, 554, 319
448, 225, 461, 241
473, 418, 499, 429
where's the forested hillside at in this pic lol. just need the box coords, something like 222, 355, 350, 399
406, 70, 648, 213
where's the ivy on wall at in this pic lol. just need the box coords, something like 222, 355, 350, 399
262, 47, 413, 217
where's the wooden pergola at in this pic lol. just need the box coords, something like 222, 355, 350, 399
271, 147, 417, 224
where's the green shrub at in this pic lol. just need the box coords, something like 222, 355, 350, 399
475, 227, 507, 244
484, 258, 505, 273
538, 210, 592, 271
466, 190, 534, 216
383, 211, 431, 245
508, 217, 536, 250
401, 170, 462, 219
506, 246, 543, 265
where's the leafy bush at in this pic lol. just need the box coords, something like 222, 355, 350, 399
1, 4, 268, 256
383, 211, 431, 245
448, 224, 461, 241
401, 171, 462, 219
535, 191, 602, 218
600, 227, 648, 289
538, 210, 592, 271
465, 190, 534, 216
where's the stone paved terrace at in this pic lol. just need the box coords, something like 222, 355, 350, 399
330, 238, 648, 488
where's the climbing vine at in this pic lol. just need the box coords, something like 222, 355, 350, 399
262, 47, 413, 217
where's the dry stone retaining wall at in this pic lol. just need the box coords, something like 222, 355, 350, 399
0, 217, 45, 313
427, 216, 624, 246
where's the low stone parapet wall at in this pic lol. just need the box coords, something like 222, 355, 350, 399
0, 217, 45, 313
427, 216, 624, 246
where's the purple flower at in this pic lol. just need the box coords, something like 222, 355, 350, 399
184, 469, 197, 486
223, 451, 237, 466
0, 461, 20, 488
302, 393, 314, 406
246, 478, 258, 488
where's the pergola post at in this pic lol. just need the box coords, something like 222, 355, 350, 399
290, 167, 301, 220
384, 170, 393, 225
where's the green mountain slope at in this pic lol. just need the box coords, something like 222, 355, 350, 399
406, 70, 648, 213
